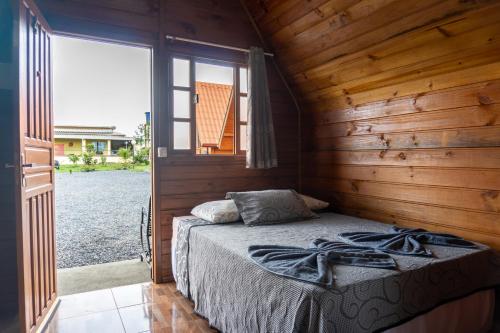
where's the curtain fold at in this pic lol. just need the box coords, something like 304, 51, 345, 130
246, 47, 278, 169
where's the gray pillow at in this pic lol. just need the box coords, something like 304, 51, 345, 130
225, 189, 317, 226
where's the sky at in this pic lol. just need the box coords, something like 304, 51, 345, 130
53, 36, 151, 137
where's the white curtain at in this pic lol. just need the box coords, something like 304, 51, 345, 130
246, 47, 278, 169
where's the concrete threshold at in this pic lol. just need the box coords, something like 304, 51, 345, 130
57, 259, 151, 296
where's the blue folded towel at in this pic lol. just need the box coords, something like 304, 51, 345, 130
248, 239, 396, 288
339, 226, 477, 257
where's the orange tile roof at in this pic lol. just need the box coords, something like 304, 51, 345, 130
195, 81, 234, 147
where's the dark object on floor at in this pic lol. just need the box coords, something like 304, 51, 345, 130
339, 226, 477, 257
140, 196, 153, 275
248, 238, 396, 288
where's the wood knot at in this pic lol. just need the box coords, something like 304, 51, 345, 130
428, 81, 433, 89
346, 96, 353, 105
379, 150, 387, 158
478, 94, 493, 105
481, 190, 499, 200
436, 26, 451, 37
398, 152, 407, 160
393, 91, 398, 97
367, 54, 379, 61
339, 11, 349, 26
350, 181, 359, 193
313, 8, 324, 18
445, 151, 453, 157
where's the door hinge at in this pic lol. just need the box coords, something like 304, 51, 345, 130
193, 94, 199, 104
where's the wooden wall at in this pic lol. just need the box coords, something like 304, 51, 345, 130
157, 0, 299, 282
245, 0, 500, 249
36, 0, 299, 283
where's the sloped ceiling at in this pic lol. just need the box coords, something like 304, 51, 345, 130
243, 0, 499, 113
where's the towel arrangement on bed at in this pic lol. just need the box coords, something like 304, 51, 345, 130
249, 227, 478, 287
248, 238, 397, 288
338, 226, 477, 257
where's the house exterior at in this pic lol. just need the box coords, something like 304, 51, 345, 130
54, 125, 133, 164
195, 81, 235, 155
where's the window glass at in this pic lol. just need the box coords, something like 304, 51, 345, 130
239, 96, 248, 122
239, 67, 248, 94
173, 58, 190, 87
240, 124, 247, 151
173, 122, 190, 149
173, 90, 190, 119
195, 62, 235, 155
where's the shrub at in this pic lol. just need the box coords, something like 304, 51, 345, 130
133, 148, 150, 165
81, 144, 97, 172
118, 147, 132, 169
100, 155, 107, 165
68, 153, 80, 165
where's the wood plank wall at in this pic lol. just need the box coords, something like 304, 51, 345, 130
36, 0, 299, 283
244, 0, 500, 249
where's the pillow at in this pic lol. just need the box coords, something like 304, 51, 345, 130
191, 200, 240, 223
299, 194, 329, 210
225, 189, 317, 226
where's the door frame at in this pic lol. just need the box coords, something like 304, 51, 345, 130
44, 31, 161, 282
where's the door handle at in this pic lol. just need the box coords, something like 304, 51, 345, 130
22, 163, 33, 168
4, 163, 15, 168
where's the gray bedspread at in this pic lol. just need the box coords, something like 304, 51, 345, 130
175, 213, 500, 333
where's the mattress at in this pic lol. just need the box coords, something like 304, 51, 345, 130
172, 213, 500, 332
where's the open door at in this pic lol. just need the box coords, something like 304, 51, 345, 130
15, 0, 57, 332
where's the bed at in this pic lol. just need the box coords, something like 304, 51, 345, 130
171, 213, 500, 333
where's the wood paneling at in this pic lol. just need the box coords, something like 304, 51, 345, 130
36, 0, 299, 284
245, 0, 500, 249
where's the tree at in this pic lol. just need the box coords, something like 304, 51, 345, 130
68, 153, 80, 165
134, 123, 150, 148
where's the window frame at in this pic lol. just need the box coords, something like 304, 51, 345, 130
168, 53, 247, 157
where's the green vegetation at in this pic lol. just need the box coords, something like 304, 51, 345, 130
68, 153, 80, 165
133, 147, 150, 165
56, 163, 150, 173
81, 144, 98, 172
117, 147, 133, 169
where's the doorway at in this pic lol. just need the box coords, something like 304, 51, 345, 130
52, 36, 153, 295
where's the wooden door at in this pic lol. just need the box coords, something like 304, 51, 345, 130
16, 1, 57, 332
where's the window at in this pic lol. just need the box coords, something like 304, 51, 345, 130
171, 57, 192, 151
238, 67, 248, 152
91, 141, 106, 155
169, 56, 248, 155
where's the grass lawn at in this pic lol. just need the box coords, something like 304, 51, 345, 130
56, 163, 150, 173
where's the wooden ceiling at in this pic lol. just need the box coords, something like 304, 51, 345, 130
243, 0, 500, 113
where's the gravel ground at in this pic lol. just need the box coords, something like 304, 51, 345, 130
56, 170, 150, 268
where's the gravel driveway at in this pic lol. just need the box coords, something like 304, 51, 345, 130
56, 170, 150, 268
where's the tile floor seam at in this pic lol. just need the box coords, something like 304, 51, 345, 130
116, 305, 128, 333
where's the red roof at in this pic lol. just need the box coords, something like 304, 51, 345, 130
195, 81, 234, 147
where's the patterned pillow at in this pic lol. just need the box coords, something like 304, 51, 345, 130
225, 189, 317, 226
191, 200, 240, 223
299, 194, 330, 210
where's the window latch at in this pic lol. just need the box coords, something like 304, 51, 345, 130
193, 94, 199, 104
